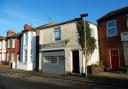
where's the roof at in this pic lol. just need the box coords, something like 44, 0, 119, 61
22, 28, 36, 33
6, 32, 22, 38
97, 6, 128, 23
36, 18, 82, 30
0, 36, 6, 40
36, 22, 58, 29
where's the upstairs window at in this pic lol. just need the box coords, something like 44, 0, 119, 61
54, 26, 61, 41
7, 39, 11, 48
3, 40, 6, 49
25, 33, 28, 45
0, 41, 2, 49
12, 39, 15, 48
106, 20, 117, 37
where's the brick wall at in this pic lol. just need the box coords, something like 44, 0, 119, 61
6, 37, 20, 66
98, 14, 128, 69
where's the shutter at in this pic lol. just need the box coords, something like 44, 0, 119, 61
43, 51, 64, 56
42, 51, 65, 75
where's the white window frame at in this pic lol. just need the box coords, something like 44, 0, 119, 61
2, 53, 6, 61
0, 41, 2, 49
3, 40, 6, 49
106, 20, 117, 37
44, 56, 64, 64
25, 33, 28, 45
7, 39, 11, 48
12, 39, 15, 48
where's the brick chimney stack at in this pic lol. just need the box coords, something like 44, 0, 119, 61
24, 24, 32, 30
7, 31, 15, 36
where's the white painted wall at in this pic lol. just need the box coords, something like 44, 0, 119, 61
87, 23, 99, 65
80, 23, 99, 73
39, 21, 99, 74
17, 31, 36, 71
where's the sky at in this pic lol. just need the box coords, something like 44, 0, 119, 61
0, 0, 128, 36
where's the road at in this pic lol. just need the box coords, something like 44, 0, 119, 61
0, 75, 128, 89
0, 68, 128, 89
0, 75, 95, 89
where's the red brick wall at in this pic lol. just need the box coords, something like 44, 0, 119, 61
98, 14, 128, 69
6, 37, 20, 66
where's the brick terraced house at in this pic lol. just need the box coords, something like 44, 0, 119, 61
6, 31, 21, 68
97, 7, 128, 70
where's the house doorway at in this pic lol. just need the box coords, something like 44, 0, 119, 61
110, 49, 120, 70
72, 50, 80, 73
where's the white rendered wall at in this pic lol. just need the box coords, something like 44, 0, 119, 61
39, 21, 99, 74
17, 31, 36, 71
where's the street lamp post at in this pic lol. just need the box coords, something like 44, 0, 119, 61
80, 13, 88, 77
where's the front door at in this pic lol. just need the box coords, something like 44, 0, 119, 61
72, 50, 80, 73
110, 49, 120, 70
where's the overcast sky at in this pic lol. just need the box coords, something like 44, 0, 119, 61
0, 0, 128, 36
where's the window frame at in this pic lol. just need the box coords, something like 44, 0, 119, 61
0, 41, 2, 49
54, 26, 61, 41
12, 39, 15, 48
43, 56, 64, 64
25, 32, 28, 45
106, 20, 117, 37
7, 39, 11, 48
3, 40, 6, 49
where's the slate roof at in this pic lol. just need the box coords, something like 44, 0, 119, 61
97, 6, 128, 23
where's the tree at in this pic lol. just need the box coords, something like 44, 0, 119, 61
77, 19, 96, 77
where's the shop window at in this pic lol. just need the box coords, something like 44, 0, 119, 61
58, 56, 65, 64
44, 56, 64, 64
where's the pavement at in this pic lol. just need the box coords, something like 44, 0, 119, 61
0, 67, 128, 88
89, 72, 128, 88
94, 72, 128, 79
